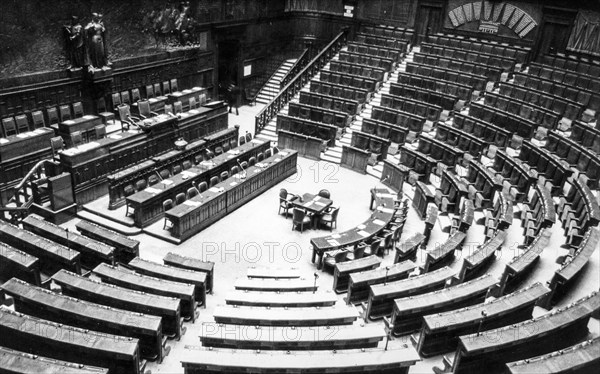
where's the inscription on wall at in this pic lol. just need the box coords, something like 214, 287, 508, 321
448, 1, 537, 38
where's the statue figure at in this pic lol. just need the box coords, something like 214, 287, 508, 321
64, 16, 85, 68
85, 13, 109, 70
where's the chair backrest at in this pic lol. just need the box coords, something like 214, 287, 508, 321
240, 161, 248, 169
131, 88, 141, 103
138, 100, 151, 117
135, 179, 147, 191
245, 132, 252, 142
186, 187, 199, 200
97, 97, 108, 113
199, 93, 207, 104
279, 188, 288, 199
154, 83, 162, 97
222, 142, 230, 152
370, 240, 381, 256
118, 104, 131, 121
182, 160, 192, 170
173, 164, 182, 175
174, 101, 183, 114
209, 176, 219, 187
163, 199, 174, 212
46, 107, 60, 125
15, 114, 29, 133
59, 105, 72, 121
31, 110, 45, 129
318, 189, 331, 199
354, 243, 366, 259
292, 208, 306, 223
71, 131, 83, 147
189, 97, 197, 109
272, 146, 279, 154
248, 156, 257, 166
72, 102, 84, 118
145, 85, 155, 99
197, 181, 208, 192
170, 78, 178, 92
175, 192, 186, 205
148, 174, 159, 186
159, 169, 171, 179
2, 117, 17, 137
163, 81, 171, 94
257, 153, 264, 162
220, 171, 229, 181
94, 124, 106, 139
205, 149, 214, 159
214, 146, 223, 155
50, 136, 64, 155
124, 184, 135, 197
164, 104, 174, 115
121, 91, 131, 105
231, 165, 239, 175
264, 149, 272, 158
239, 136, 246, 145
111, 93, 122, 109
331, 207, 340, 220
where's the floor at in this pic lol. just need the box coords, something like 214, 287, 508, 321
55, 104, 599, 374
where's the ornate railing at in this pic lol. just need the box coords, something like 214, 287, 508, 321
279, 48, 309, 89
255, 29, 348, 135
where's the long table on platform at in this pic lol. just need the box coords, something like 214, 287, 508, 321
310, 188, 396, 269
165, 150, 298, 242
127, 139, 271, 227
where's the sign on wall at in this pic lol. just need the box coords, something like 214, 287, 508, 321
448, 1, 537, 38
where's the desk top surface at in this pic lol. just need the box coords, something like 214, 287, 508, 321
0, 346, 109, 374
292, 193, 333, 214
370, 266, 455, 298
129, 257, 207, 284
0, 221, 80, 262
0, 127, 54, 147
0, 242, 39, 269
350, 260, 417, 285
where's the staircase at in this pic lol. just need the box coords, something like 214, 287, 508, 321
255, 59, 298, 105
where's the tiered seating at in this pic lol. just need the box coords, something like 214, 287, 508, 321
528, 61, 600, 91
371, 105, 425, 134
92, 263, 198, 322
498, 82, 582, 122
423, 231, 467, 272
548, 227, 600, 305
1, 277, 168, 362
406, 62, 487, 92
465, 159, 501, 209
453, 113, 511, 151
397, 72, 472, 103
332, 255, 381, 293
299, 91, 361, 117
570, 120, 600, 154
394, 233, 426, 264
541, 54, 600, 76
420, 42, 516, 72
546, 130, 600, 188
484, 91, 561, 130
213, 304, 359, 326
163, 252, 215, 294
469, 102, 536, 139
346, 43, 398, 65
329, 60, 387, 81
506, 336, 600, 374
484, 192, 513, 239
310, 79, 371, 103
0, 242, 41, 286
361, 25, 414, 42
520, 182, 556, 245
75, 219, 140, 263
346, 260, 417, 304
362, 117, 408, 145
350, 130, 390, 163
389, 274, 498, 336
457, 231, 506, 282
225, 290, 337, 307
276, 114, 337, 147
288, 102, 350, 129
435, 124, 485, 161
320, 70, 380, 92
519, 140, 573, 193
234, 277, 317, 292
415, 282, 550, 357
0, 307, 145, 374
380, 93, 442, 122
415, 135, 465, 172
399, 146, 436, 184
437, 292, 600, 374
0, 346, 109, 374
412, 181, 435, 219
52, 269, 184, 339
557, 176, 600, 246
428, 34, 530, 64
365, 266, 456, 320
338, 51, 394, 71
434, 169, 468, 215
450, 199, 474, 234
390, 82, 458, 111
489, 150, 536, 202
355, 32, 409, 50
413, 52, 502, 81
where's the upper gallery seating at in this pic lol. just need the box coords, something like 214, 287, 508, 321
428, 33, 531, 65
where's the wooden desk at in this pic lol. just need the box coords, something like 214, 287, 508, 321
212, 305, 359, 326
390, 274, 497, 336
181, 346, 420, 374
458, 230, 506, 281
0, 346, 109, 374
347, 260, 417, 305
128, 139, 271, 227
59, 115, 102, 145
92, 263, 197, 322
198, 323, 385, 350
0, 220, 81, 276
423, 231, 466, 272
413, 181, 434, 219
277, 129, 322, 160
225, 290, 337, 307
167, 87, 204, 107
128, 257, 206, 306
333, 255, 381, 293
163, 252, 214, 293
2, 278, 165, 362
0, 307, 144, 374
292, 193, 333, 222
22, 214, 115, 269
52, 269, 182, 339
395, 233, 426, 263
417, 282, 550, 357
234, 278, 316, 292
130, 96, 167, 115
0, 128, 54, 163
365, 266, 455, 320
247, 267, 301, 279
311, 188, 396, 269
0, 242, 41, 286
166, 150, 297, 241
76, 220, 140, 263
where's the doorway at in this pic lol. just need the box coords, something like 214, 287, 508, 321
415, 3, 443, 45
535, 9, 577, 60
217, 40, 240, 100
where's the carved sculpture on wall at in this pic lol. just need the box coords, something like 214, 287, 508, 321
145, 1, 201, 48
85, 13, 110, 71
63, 16, 85, 69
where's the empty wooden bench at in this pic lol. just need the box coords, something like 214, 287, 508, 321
225, 290, 337, 307
213, 305, 359, 326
